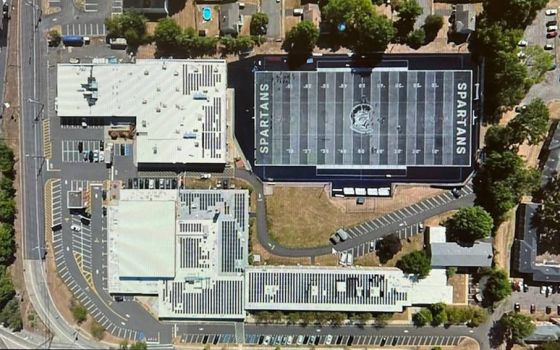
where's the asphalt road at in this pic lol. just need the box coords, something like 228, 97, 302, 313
261, 0, 282, 38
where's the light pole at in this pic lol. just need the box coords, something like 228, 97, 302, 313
26, 98, 44, 122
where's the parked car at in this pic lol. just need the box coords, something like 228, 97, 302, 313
557, 304, 560, 315
545, 43, 555, 50
547, 306, 552, 314
541, 285, 547, 294
70, 224, 81, 232
325, 335, 333, 345
263, 336, 271, 345
548, 25, 558, 32
523, 283, 529, 292
451, 188, 462, 198
102, 207, 107, 216
531, 304, 536, 313
547, 20, 558, 26
114, 295, 123, 302
149, 179, 155, 189
546, 9, 558, 16
514, 303, 521, 312
515, 105, 527, 113
518, 40, 528, 47
88, 150, 94, 162
286, 336, 293, 345
517, 51, 526, 59
547, 31, 558, 38
309, 336, 316, 345
200, 173, 212, 179
296, 335, 304, 345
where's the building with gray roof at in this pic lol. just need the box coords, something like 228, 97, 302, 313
431, 242, 493, 267
220, 3, 240, 35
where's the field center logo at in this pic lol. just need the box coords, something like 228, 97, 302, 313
350, 101, 375, 134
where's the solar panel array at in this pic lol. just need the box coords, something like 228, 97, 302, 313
255, 70, 472, 168
246, 267, 412, 312
158, 190, 249, 319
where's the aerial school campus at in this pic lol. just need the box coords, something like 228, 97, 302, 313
3, 0, 560, 349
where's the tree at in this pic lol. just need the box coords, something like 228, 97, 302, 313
430, 303, 447, 326
286, 312, 300, 324
301, 312, 315, 325
396, 250, 431, 279
284, 20, 319, 54
508, 98, 550, 146
423, 14, 443, 42
483, 269, 512, 304
482, 0, 548, 29
0, 143, 14, 176
469, 307, 489, 327
539, 341, 560, 350
352, 312, 372, 325
48, 29, 62, 47
70, 301, 87, 324
330, 312, 346, 326
250, 12, 269, 36
474, 151, 539, 224
0, 223, 15, 265
271, 311, 283, 323
130, 342, 148, 350
0, 197, 15, 223
525, 46, 555, 83
254, 311, 271, 323
104, 11, 149, 49
444, 206, 494, 244
375, 233, 402, 263
407, 28, 425, 49
499, 312, 535, 344
374, 313, 391, 328
485, 125, 515, 154
90, 321, 105, 340
395, 0, 422, 22
537, 176, 560, 253
0, 267, 15, 309
220, 35, 255, 55
0, 298, 22, 331
322, 0, 394, 53
0, 177, 15, 197
413, 308, 432, 327
154, 17, 183, 51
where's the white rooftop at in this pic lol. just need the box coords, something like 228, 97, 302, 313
56, 59, 227, 165
107, 190, 177, 293
428, 226, 447, 243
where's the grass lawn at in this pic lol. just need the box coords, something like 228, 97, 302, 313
266, 187, 372, 248
354, 234, 425, 267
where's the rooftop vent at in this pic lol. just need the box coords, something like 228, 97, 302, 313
142, 120, 146, 127
144, 70, 149, 75
142, 99, 147, 104
153, 146, 157, 154
173, 70, 179, 76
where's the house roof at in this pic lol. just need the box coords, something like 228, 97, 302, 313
542, 123, 560, 186
454, 4, 476, 33
431, 241, 493, 267
220, 3, 240, 34
427, 226, 446, 243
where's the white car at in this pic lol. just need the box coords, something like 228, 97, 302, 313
263, 336, 271, 345
149, 179, 155, 189
286, 336, 293, 345
70, 225, 81, 232
325, 335, 333, 345
541, 285, 547, 294
517, 51, 526, 59
200, 173, 211, 179
518, 40, 528, 47
296, 335, 304, 345
546, 9, 558, 16
547, 25, 558, 32
545, 43, 555, 50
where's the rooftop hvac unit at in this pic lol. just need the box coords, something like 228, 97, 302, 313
142, 120, 146, 127
156, 87, 161, 92
162, 62, 167, 70
176, 86, 180, 92
174, 70, 179, 76
153, 146, 157, 154
142, 99, 147, 104
144, 70, 149, 75
156, 107, 161, 113
177, 145, 182, 151
175, 128, 180, 134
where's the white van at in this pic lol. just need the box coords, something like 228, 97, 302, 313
546, 9, 558, 16
293, 8, 303, 16
547, 25, 558, 32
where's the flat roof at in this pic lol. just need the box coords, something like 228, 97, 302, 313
254, 69, 472, 168
57, 59, 227, 165
431, 242, 493, 267
246, 266, 452, 312
108, 190, 177, 284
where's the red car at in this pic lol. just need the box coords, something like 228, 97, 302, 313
547, 31, 558, 38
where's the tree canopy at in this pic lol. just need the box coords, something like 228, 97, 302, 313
0, 298, 21, 331
537, 175, 560, 252
250, 12, 269, 36
482, 0, 548, 29
394, 0, 422, 39
474, 151, 539, 224
508, 98, 550, 146
0, 143, 14, 176
429, 303, 447, 326
375, 233, 402, 263
412, 308, 432, 327
483, 268, 512, 305
407, 28, 425, 49
104, 11, 149, 49
0, 223, 14, 265
396, 250, 431, 278
525, 46, 555, 84
0, 267, 15, 309
423, 14, 443, 42
499, 312, 535, 344
444, 206, 494, 244
284, 20, 319, 54
321, 0, 394, 53
154, 17, 183, 51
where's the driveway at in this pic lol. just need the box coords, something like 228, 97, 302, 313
261, 0, 282, 38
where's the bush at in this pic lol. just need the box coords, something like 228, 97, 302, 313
444, 206, 494, 244
250, 12, 269, 36
429, 303, 447, 326
0, 267, 15, 309
90, 321, 105, 340
0, 143, 14, 177
130, 342, 148, 350
407, 28, 425, 49
70, 301, 87, 324
423, 14, 443, 42
48, 29, 62, 47
483, 268, 512, 305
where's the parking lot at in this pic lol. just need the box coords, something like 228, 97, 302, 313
511, 285, 560, 314
341, 184, 473, 258
180, 333, 463, 347
523, 7, 558, 53
84, 0, 99, 12
62, 22, 107, 36
127, 177, 179, 190
62, 140, 104, 163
